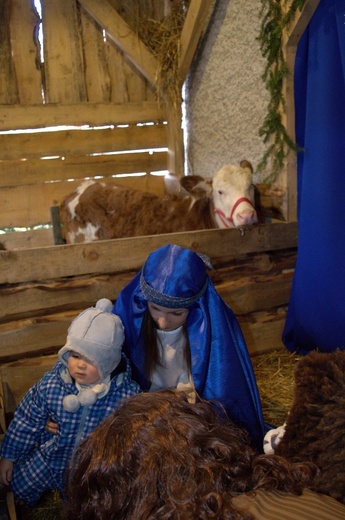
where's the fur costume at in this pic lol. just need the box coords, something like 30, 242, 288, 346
274, 350, 345, 504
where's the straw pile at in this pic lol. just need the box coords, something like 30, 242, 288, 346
252, 348, 302, 427
136, 2, 190, 107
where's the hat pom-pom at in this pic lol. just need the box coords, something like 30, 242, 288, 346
96, 298, 113, 313
78, 388, 98, 406
63, 394, 80, 412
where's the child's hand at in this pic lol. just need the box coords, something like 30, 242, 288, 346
45, 419, 58, 434
0, 459, 13, 486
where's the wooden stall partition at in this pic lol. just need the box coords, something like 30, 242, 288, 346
0, 101, 168, 245
270, 0, 321, 221
0, 222, 297, 354
0, 0, 217, 251
1, 0, 204, 249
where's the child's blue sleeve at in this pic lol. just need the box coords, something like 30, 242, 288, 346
0, 376, 51, 461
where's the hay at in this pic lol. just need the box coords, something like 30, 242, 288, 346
252, 348, 302, 427
129, 2, 191, 107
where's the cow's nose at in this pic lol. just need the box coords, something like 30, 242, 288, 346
237, 210, 257, 225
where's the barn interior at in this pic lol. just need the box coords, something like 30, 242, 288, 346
0, 0, 322, 518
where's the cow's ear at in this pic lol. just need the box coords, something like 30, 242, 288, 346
240, 160, 253, 173
180, 176, 212, 198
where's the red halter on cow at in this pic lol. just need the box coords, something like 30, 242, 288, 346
60, 161, 261, 244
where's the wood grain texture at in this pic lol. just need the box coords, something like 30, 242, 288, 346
0, 223, 298, 284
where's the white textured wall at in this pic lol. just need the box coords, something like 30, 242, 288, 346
185, 0, 269, 181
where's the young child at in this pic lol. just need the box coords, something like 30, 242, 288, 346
113, 244, 266, 451
0, 298, 141, 507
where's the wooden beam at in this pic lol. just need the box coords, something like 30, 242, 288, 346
0, 355, 58, 410
0, 123, 167, 160
80, 8, 112, 103
168, 0, 214, 176
0, 101, 167, 131
10, 0, 43, 104
0, 1, 18, 104
286, 0, 321, 48
0, 250, 295, 361
179, 0, 214, 83
0, 250, 296, 322
166, 103, 184, 177
0, 151, 167, 187
0, 223, 298, 284
42, 0, 87, 103
78, 0, 159, 86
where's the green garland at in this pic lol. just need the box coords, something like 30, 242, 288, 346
257, 0, 306, 183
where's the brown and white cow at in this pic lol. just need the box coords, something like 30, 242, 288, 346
60, 161, 260, 243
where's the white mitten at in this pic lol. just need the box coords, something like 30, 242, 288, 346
263, 422, 287, 454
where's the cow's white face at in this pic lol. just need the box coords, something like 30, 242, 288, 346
212, 165, 258, 228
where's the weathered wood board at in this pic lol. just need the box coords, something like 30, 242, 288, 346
0, 222, 298, 284
0, 1, 18, 104
2, 0, 164, 106
1, 123, 167, 161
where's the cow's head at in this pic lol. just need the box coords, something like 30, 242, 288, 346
180, 161, 258, 228
212, 161, 258, 228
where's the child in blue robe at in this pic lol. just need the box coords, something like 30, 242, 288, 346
113, 244, 266, 451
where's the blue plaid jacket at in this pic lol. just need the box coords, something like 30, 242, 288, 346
0, 354, 141, 485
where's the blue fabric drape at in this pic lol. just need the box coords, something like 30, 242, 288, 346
283, 0, 345, 353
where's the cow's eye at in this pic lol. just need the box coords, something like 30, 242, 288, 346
218, 190, 223, 195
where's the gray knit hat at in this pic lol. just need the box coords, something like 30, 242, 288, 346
58, 298, 124, 382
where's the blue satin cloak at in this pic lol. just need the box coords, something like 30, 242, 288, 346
113, 259, 266, 451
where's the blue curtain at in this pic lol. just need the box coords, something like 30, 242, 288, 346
283, 0, 345, 354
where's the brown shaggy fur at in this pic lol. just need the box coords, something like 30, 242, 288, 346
275, 350, 345, 504
65, 390, 318, 520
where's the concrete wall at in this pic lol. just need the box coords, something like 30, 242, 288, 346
185, 0, 269, 181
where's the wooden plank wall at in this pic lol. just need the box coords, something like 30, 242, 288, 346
0, 103, 168, 232
1, 0, 164, 105
0, 0, 170, 246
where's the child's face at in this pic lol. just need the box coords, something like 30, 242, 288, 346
68, 352, 101, 384
147, 302, 189, 332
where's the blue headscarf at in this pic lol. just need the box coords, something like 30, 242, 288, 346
113, 244, 265, 450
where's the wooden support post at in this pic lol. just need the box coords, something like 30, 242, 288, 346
50, 206, 65, 245
166, 103, 184, 178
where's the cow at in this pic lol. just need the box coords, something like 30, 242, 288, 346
60, 161, 260, 243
